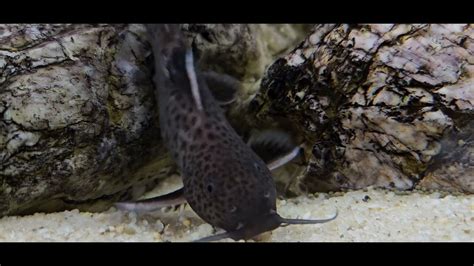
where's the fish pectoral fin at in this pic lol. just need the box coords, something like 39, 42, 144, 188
194, 228, 252, 242
202, 70, 240, 106
194, 231, 235, 242
266, 146, 302, 171
248, 130, 302, 170
114, 187, 186, 213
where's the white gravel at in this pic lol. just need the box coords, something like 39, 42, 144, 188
0, 183, 472, 242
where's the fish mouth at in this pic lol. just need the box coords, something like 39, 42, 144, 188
195, 212, 282, 242
238, 212, 283, 240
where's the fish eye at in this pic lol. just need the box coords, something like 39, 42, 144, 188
207, 183, 214, 193
254, 162, 262, 171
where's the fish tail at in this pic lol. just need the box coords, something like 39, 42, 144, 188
145, 24, 185, 58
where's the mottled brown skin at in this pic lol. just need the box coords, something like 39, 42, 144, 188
147, 24, 277, 233
146, 24, 336, 241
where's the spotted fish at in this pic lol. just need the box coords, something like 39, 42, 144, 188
116, 24, 337, 241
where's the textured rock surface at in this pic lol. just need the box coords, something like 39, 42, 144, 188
0, 24, 171, 216
250, 24, 474, 193
0, 24, 308, 217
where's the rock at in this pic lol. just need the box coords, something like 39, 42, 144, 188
0, 24, 171, 217
250, 24, 474, 193
418, 120, 473, 193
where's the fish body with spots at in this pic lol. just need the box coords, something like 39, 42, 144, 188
119, 24, 337, 241
147, 24, 278, 235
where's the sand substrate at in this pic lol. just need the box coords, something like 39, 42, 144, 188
0, 177, 472, 242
